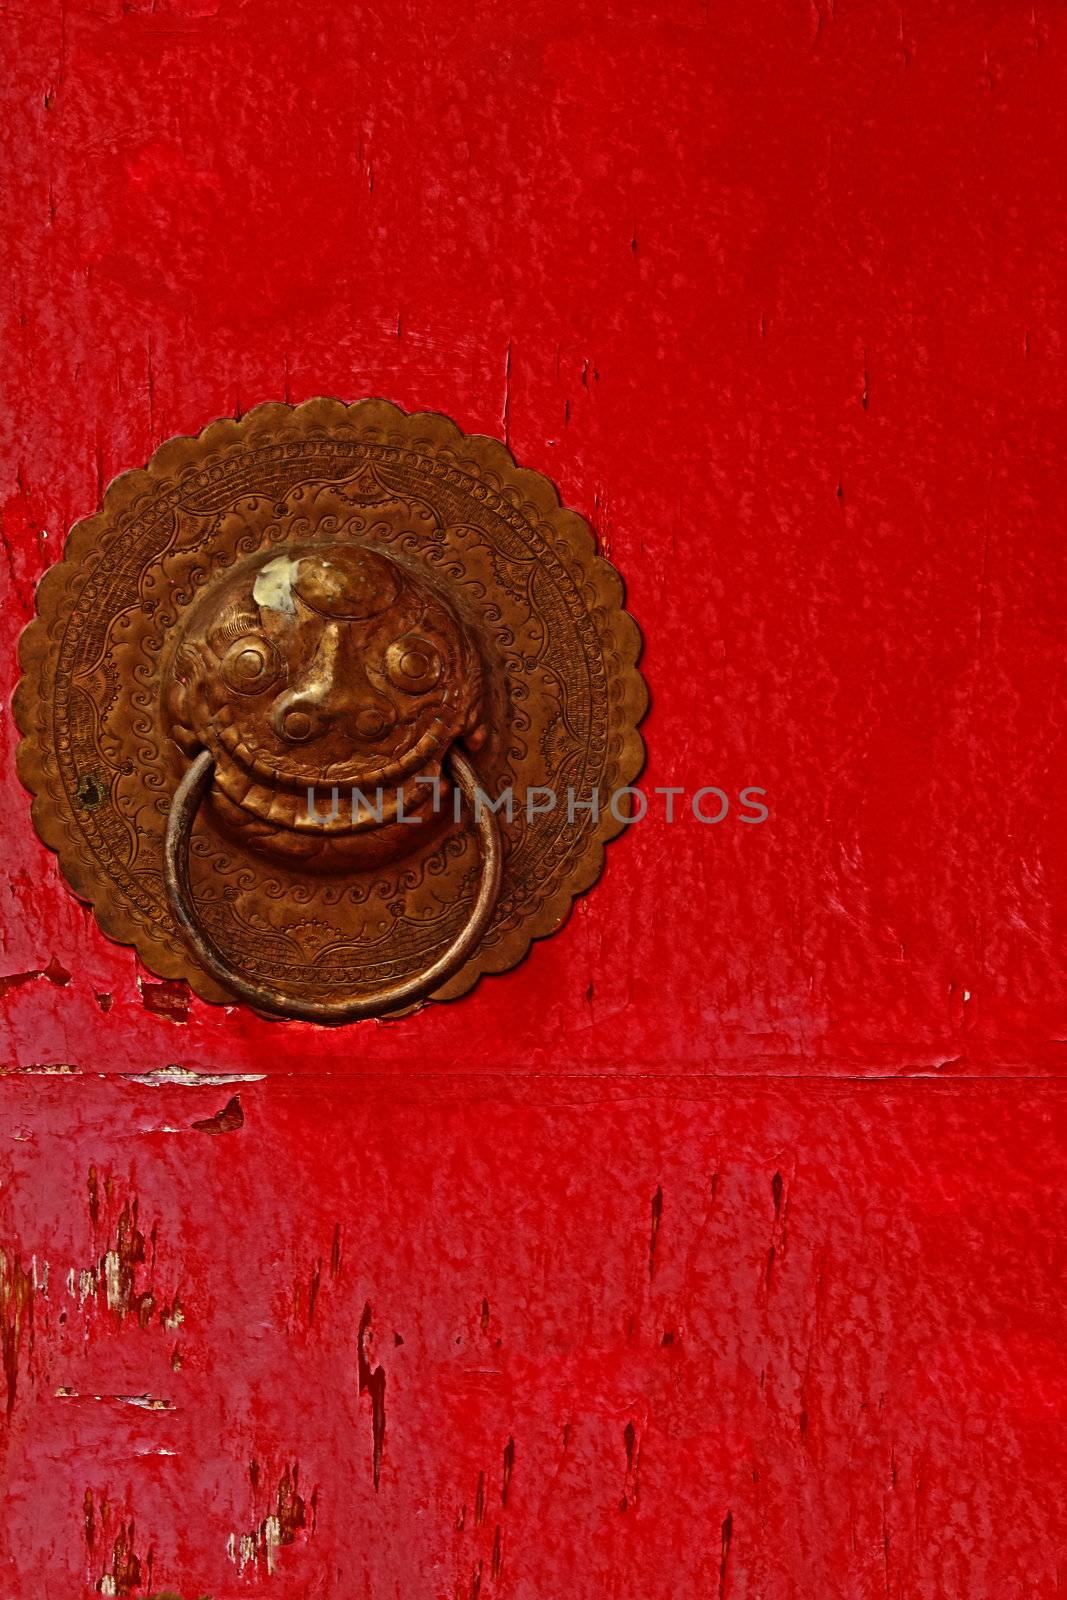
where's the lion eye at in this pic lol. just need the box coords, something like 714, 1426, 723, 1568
384, 637, 443, 694
220, 636, 281, 695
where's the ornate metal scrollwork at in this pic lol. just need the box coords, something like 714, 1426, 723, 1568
15, 398, 646, 1020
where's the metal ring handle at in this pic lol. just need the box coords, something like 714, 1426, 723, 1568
163, 747, 502, 1024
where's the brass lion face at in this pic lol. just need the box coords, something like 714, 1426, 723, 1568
16, 398, 646, 1013
166, 542, 486, 868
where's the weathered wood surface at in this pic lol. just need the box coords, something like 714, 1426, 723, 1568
2, 2, 1066, 1595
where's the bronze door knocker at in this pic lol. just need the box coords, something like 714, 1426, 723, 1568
16, 398, 646, 1021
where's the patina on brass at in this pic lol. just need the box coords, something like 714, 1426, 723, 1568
165, 747, 503, 1023
166, 539, 488, 870
15, 398, 647, 1019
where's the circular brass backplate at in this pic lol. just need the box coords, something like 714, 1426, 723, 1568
15, 398, 646, 1015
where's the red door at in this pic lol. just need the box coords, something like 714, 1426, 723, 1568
3, 3, 1066, 1597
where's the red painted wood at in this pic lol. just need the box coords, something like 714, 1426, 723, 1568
2, 2, 1066, 1595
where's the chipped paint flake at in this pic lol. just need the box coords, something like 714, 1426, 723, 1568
56, 1388, 174, 1409
130, 1064, 266, 1087
228, 1463, 312, 1577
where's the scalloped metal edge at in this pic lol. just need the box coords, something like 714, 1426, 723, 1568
14, 397, 648, 1021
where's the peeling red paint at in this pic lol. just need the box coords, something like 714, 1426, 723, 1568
2, 1, 1067, 1596
0, 1250, 34, 1417
0, 956, 71, 997
305, 1259, 321, 1325
1, 1074, 1057, 1592
620, 1419, 640, 1512
357, 1303, 387, 1492
190, 1095, 243, 1135
0, 971, 38, 1000
84, 1490, 154, 1598
229, 1463, 312, 1578
104, 1200, 152, 1327
75, 1176, 180, 1334
719, 1509, 733, 1600
138, 981, 191, 1025
648, 1183, 662, 1280
501, 1436, 514, 1507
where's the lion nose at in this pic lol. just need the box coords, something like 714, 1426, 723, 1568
270, 697, 323, 744
271, 684, 400, 744
270, 629, 398, 745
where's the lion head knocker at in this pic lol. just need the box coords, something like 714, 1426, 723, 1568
16, 398, 645, 1023
166, 543, 487, 870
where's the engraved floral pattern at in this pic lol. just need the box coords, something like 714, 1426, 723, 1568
15, 399, 646, 1010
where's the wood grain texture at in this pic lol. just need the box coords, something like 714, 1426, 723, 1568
1, 0, 1066, 1595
